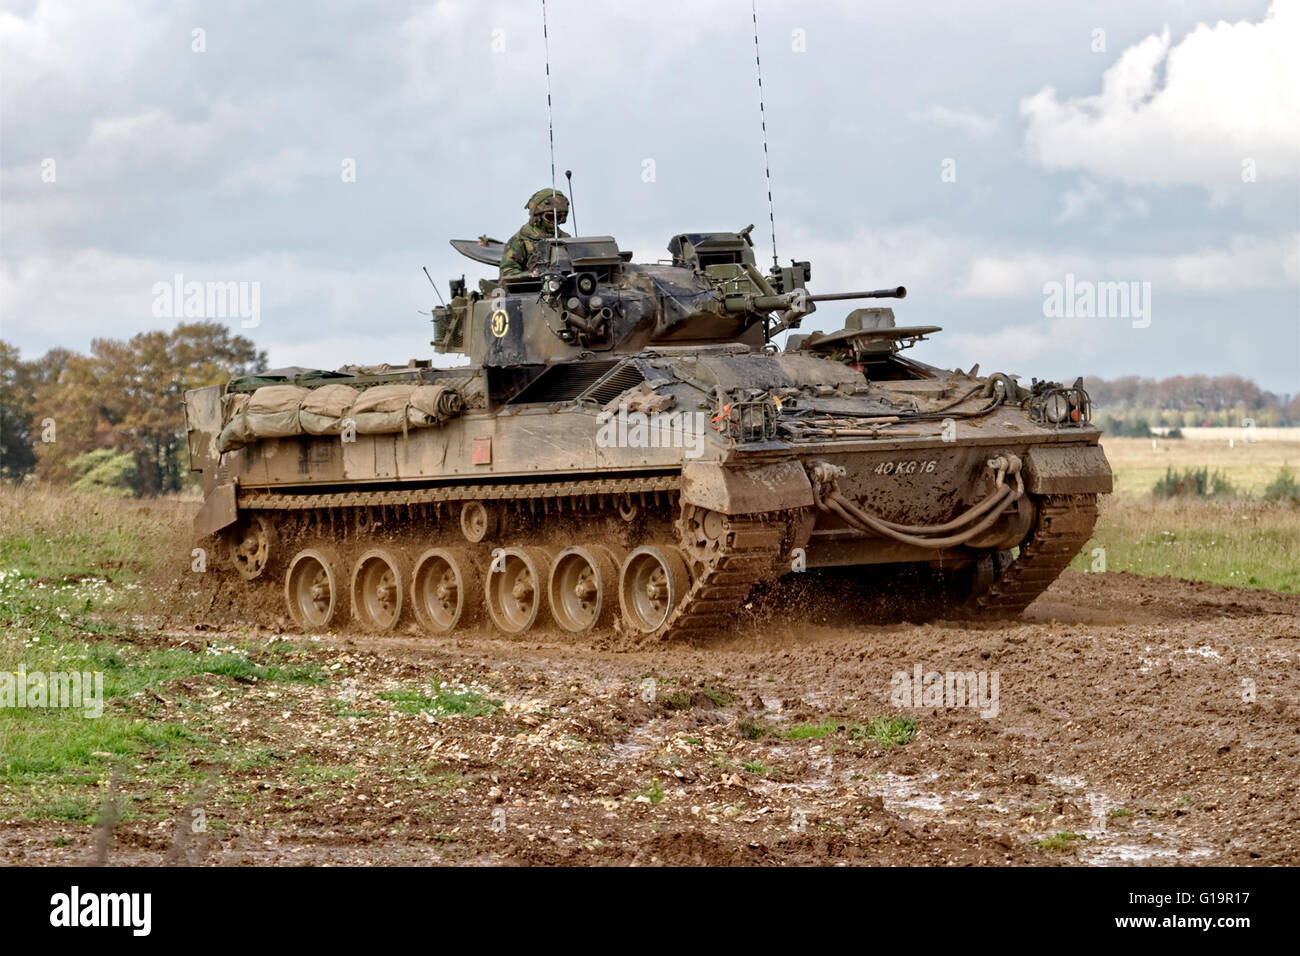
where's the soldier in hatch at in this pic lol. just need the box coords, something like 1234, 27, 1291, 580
500, 188, 570, 278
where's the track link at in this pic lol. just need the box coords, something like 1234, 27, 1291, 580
663, 515, 791, 640
970, 493, 1099, 615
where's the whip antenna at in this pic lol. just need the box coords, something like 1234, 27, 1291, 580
541, 0, 559, 239
751, 0, 779, 273
565, 169, 579, 235
422, 266, 446, 307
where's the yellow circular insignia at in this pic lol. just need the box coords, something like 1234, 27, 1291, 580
490, 309, 509, 338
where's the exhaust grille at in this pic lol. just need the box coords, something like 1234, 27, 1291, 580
580, 363, 646, 406
509, 360, 621, 404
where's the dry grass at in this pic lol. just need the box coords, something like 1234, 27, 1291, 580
0, 484, 197, 604
1101, 436, 1300, 497
1161, 427, 1298, 442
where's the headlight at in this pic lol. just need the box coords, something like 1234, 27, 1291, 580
1045, 392, 1070, 423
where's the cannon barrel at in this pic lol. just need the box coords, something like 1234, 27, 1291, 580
808, 286, 906, 302
732, 286, 907, 313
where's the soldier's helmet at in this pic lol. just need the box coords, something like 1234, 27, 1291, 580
526, 188, 569, 224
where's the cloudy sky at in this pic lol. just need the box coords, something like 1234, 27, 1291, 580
2, 0, 1297, 391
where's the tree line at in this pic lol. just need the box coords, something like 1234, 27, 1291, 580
1086, 374, 1299, 427
1, 323, 265, 495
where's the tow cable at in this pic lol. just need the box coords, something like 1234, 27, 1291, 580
807, 455, 1024, 549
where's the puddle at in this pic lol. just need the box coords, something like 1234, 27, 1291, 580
1048, 773, 1216, 865
865, 771, 948, 813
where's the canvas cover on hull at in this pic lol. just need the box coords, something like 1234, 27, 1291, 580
217, 382, 463, 452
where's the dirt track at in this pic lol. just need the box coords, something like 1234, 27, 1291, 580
5, 569, 1298, 866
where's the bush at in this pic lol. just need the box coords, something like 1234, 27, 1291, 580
70, 449, 139, 497
1100, 416, 1153, 438
1264, 466, 1300, 505
1165, 427, 1183, 439
1152, 466, 1237, 499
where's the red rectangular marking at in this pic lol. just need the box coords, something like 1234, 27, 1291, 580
471, 437, 492, 465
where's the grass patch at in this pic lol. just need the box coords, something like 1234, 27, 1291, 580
636, 779, 666, 804
200, 653, 321, 685
784, 717, 917, 746
378, 682, 502, 718
1071, 496, 1300, 592
701, 687, 733, 707
295, 760, 359, 784
26, 795, 97, 823
1034, 831, 1088, 853
846, 716, 917, 748
0, 486, 196, 602
785, 720, 839, 740
324, 699, 375, 719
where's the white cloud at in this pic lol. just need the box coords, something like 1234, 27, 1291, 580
961, 233, 1299, 298
913, 105, 999, 138
1021, 1, 1300, 190
0, 248, 436, 370
768, 226, 971, 296
216, 147, 318, 196
941, 317, 1095, 369
82, 101, 249, 175
0, 0, 165, 113
1054, 177, 1148, 225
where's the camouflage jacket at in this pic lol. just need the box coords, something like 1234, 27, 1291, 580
500, 219, 569, 278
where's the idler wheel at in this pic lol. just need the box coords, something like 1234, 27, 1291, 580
351, 548, 407, 633
549, 545, 621, 635
411, 547, 481, 635
285, 547, 345, 631
485, 546, 553, 635
619, 546, 690, 635
227, 513, 277, 580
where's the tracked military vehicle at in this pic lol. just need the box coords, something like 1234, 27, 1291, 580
183, 226, 1111, 639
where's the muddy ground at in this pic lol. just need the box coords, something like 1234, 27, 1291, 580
3, 569, 1297, 866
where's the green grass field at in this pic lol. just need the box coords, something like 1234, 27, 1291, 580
1069, 436, 1300, 592
0, 486, 321, 824
1070, 495, 1300, 593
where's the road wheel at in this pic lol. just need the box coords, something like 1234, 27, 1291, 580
619, 545, 690, 635
411, 547, 480, 634
549, 545, 621, 635
285, 547, 345, 631
351, 548, 407, 632
485, 546, 552, 635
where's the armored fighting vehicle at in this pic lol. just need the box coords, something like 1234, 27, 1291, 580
183, 226, 1112, 639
